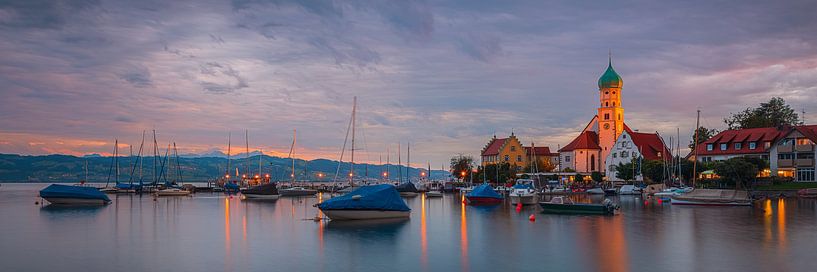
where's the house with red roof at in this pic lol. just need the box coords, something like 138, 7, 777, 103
480, 133, 558, 173
687, 127, 785, 163
605, 130, 671, 182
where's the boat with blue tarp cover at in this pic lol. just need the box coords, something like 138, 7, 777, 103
39, 184, 111, 205
396, 182, 419, 197
317, 184, 411, 220
466, 183, 503, 205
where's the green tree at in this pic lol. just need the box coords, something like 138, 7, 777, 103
477, 162, 515, 184
450, 154, 474, 181
712, 157, 758, 189
574, 173, 585, 183
641, 160, 665, 184
591, 171, 603, 183
614, 162, 635, 182
724, 97, 801, 129
689, 127, 718, 151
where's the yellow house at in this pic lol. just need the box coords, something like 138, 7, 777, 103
480, 133, 558, 172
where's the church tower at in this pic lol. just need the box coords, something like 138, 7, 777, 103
597, 56, 624, 170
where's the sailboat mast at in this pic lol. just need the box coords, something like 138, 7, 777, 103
245, 129, 250, 179
139, 131, 144, 184
115, 139, 119, 183
259, 148, 262, 180
350, 96, 356, 182
227, 132, 231, 178
676, 127, 681, 186
153, 130, 158, 185
291, 129, 296, 183
407, 142, 410, 181
386, 146, 390, 182
692, 109, 700, 187
398, 142, 402, 183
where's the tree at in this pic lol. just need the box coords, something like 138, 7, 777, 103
476, 162, 515, 184
574, 173, 585, 183
529, 158, 556, 173
591, 171, 603, 183
713, 157, 758, 189
614, 162, 635, 182
724, 97, 801, 129
641, 160, 665, 184
450, 155, 474, 181
689, 127, 718, 151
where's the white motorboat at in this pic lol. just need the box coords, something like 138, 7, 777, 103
509, 179, 538, 205
280, 187, 318, 196
154, 188, 191, 196
425, 191, 443, 198
618, 185, 642, 195
671, 189, 752, 206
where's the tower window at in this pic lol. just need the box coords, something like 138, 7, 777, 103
613, 91, 616, 94
605, 102, 609, 107
618, 114, 621, 120
605, 91, 609, 95
604, 113, 610, 120
613, 102, 616, 107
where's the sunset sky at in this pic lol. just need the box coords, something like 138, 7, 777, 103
2, 0, 816, 166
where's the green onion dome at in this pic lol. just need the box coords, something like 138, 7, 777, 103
598, 58, 622, 89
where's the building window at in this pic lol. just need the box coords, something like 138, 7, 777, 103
720, 143, 727, 150
797, 168, 815, 182
621, 151, 628, 158
632, 151, 638, 157
606, 102, 609, 107
621, 142, 626, 148
565, 156, 571, 162
604, 113, 610, 120
702, 157, 712, 162
618, 114, 621, 120
612, 91, 616, 94
799, 153, 815, 159
609, 165, 615, 172
735, 143, 742, 150
613, 152, 617, 158
605, 91, 609, 95
749, 142, 757, 150
504, 155, 509, 161
517, 155, 522, 162
613, 102, 616, 107
706, 144, 713, 151
778, 153, 793, 160
797, 138, 814, 145
510, 146, 515, 151
657, 152, 662, 158
765, 142, 771, 149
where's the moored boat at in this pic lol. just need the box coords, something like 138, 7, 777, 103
39, 184, 111, 205
396, 182, 419, 197
587, 187, 605, 194
425, 190, 443, 198
797, 188, 817, 198
241, 183, 280, 200
538, 196, 618, 215
317, 184, 411, 220
509, 179, 538, 205
618, 185, 642, 195
154, 188, 191, 196
466, 184, 503, 205
670, 189, 752, 206
280, 186, 318, 196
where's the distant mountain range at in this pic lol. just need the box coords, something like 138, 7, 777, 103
0, 153, 450, 182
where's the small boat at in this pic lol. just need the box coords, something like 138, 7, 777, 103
587, 187, 605, 194
280, 186, 318, 196
224, 181, 240, 193
509, 179, 538, 205
465, 184, 503, 205
154, 188, 191, 196
396, 182, 419, 197
39, 184, 111, 205
241, 183, 280, 200
317, 184, 411, 220
425, 190, 443, 198
538, 196, 618, 215
618, 185, 642, 195
671, 189, 752, 206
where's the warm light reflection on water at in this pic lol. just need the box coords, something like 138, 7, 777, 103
598, 216, 629, 272
420, 193, 428, 270
777, 198, 786, 249
460, 193, 468, 272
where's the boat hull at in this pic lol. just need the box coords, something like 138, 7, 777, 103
280, 190, 318, 196
399, 192, 419, 197
242, 194, 280, 200
321, 209, 411, 220
538, 203, 615, 215
42, 197, 110, 205
425, 192, 443, 198
509, 194, 539, 205
466, 196, 503, 205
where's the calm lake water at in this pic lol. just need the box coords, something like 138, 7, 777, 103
1, 183, 815, 272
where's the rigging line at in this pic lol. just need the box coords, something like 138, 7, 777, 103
333, 100, 355, 183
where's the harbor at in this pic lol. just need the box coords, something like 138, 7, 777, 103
1, 183, 813, 272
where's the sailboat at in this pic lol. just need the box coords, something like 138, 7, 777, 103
334, 97, 363, 194
425, 162, 443, 198
222, 132, 240, 193
155, 142, 191, 197
39, 154, 111, 205
280, 129, 318, 197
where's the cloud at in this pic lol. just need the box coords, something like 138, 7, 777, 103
197, 62, 249, 94
119, 65, 152, 87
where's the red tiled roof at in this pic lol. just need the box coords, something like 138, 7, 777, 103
524, 146, 557, 156
691, 127, 787, 157
481, 138, 507, 156
629, 132, 671, 161
623, 123, 634, 134
794, 125, 817, 142
559, 131, 600, 152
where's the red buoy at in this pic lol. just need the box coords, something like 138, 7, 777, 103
515, 202, 522, 213
528, 214, 535, 221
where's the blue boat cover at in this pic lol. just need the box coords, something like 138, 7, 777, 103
39, 184, 111, 201
467, 184, 502, 199
395, 182, 418, 193
512, 183, 533, 189
318, 184, 410, 211
224, 182, 240, 190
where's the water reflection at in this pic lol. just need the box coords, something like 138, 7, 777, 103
777, 198, 786, 249
460, 193, 468, 272
420, 193, 428, 270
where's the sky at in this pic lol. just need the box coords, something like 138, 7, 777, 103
2, 0, 817, 167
